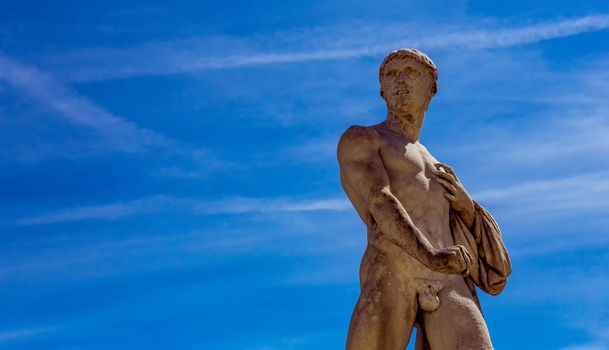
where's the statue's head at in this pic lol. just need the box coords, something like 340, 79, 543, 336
379, 49, 438, 114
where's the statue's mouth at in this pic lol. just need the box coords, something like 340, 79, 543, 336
393, 89, 410, 97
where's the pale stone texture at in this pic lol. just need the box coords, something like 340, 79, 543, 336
337, 49, 511, 350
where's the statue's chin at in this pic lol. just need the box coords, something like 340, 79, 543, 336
397, 100, 429, 115
392, 104, 416, 115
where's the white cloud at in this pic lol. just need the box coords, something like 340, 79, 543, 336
562, 344, 608, 350
17, 167, 609, 232
194, 197, 350, 214
16, 195, 351, 225
3, 207, 361, 282
0, 326, 56, 342
562, 327, 609, 350
16, 195, 172, 225
439, 51, 609, 166
560, 326, 609, 350
475, 172, 609, 216
280, 137, 339, 164
0, 54, 169, 153
38, 14, 609, 82
0, 54, 227, 170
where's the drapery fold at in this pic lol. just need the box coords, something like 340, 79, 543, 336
450, 201, 512, 296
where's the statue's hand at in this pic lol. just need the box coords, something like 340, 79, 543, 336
433, 162, 475, 227
429, 245, 472, 275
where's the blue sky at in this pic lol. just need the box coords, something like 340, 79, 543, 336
1, 1, 609, 349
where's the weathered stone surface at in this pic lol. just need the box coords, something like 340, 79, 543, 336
337, 49, 511, 350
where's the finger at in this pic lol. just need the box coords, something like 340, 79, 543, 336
443, 165, 456, 177
433, 170, 458, 185
454, 245, 472, 273
455, 244, 472, 265
456, 248, 468, 272
435, 163, 459, 181
437, 163, 456, 177
444, 193, 456, 201
461, 246, 472, 267
434, 162, 450, 173
433, 163, 447, 174
435, 178, 457, 194
459, 246, 471, 269
450, 247, 466, 272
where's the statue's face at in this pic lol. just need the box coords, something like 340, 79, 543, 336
380, 57, 435, 115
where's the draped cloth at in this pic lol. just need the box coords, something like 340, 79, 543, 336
451, 201, 512, 297
415, 202, 512, 349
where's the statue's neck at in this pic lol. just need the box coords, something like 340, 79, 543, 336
385, 109, 424, 143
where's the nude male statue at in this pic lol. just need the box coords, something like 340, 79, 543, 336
337, 49, 511, 350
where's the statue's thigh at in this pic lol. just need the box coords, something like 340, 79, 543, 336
346, 275, 418, 350
422, 281, 492, 350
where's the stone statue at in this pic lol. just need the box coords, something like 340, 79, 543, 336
337, 49, 512, 350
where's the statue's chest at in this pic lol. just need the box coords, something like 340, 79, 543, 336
379, 142, 442, 198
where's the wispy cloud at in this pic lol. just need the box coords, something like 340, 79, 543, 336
16, 195, 351, 225
475, 172, 609, 216
280, 137, 338, 164
0, 54, 228, 171
561, 328, 609, 350
504, 268, 609, 349
420, 49, 609, 232
562, 343, 608, 350
509, 233, 609, 259
17, 168, 609, 227
0, 326, 56, 342
449, 102, 609, 172
195, 197, 350, 214
16, 195, 172, 225
0, 54, 169, 153
39, 14, 609, 81
252, 40, 609, 162
3, 208, 360, 282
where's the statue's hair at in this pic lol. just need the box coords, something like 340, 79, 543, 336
379, 48, 438, 98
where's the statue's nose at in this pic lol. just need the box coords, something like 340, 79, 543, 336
397, 72, 412, 82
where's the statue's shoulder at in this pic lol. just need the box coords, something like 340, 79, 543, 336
337, 125, 381, 162
339, 125, 380, 146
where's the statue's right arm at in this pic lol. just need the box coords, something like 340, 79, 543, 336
337, 126, 471, 274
